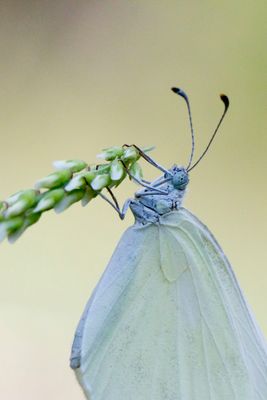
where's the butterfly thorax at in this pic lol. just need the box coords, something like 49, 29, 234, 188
130, 165, 188, 224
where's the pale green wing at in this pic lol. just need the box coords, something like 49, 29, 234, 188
71, 209, 267, 400
70, 225, 146, 371
161, 208, 267, 399
159, 226, 188, 282
71, 223, 180, 400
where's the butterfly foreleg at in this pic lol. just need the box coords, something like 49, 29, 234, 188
119, 160, 168, 195
123, 144, 170, 175
135, 176, 172, 197
98, 189, 132, 220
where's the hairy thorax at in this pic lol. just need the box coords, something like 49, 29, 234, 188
130, 174, 187, 224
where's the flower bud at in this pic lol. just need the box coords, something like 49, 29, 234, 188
97, 146, 124, 161
6, 191, 24, 206
25, 212, 42, 227
90, 174, 110, 191
83, 170, 97, 185
81, 186, 97, 207
121, 146, 139, 162
5, 189, 38, 218
93, 164, 110, 174
53, 159, 87, 173
35, 170, 72, 190
113, 169, 127, 188
65, 174, 85, 191
0, 216, 24, 243
81, 186, 97, 206
65, 171, 96, 192
0, 201, 7, 220
129, 162, 143, 181
33, 189, 65, 213
110, 159, 124, 181
54, 189, 85, 214
7, 212, 41, 243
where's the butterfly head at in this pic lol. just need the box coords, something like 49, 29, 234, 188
167, 165, 189, 191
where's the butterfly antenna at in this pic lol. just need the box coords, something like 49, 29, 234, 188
171, 87, 195, 170
188, 94, 229, 172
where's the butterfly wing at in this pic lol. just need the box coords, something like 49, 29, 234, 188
70, 225, 147, 371
71, 221, 188, 399
71, 209, 267, 400
161, 208, 267, 399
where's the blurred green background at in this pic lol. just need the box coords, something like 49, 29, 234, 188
0, 1, 266, 398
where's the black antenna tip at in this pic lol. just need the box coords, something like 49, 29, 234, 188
171, 87, 188, 101
171, 87, 180, 94
220, 94, 229, 110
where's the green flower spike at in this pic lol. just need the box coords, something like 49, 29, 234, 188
0, 145, 154, 243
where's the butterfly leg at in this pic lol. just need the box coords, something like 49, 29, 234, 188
120, 160, 168, 195
134, 176, 172, 197
123, 144, 170, 175
98, 189, 132, 220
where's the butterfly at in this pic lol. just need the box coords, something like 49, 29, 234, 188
70, 88, 267, 400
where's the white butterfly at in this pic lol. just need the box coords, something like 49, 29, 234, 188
70, 88, 267, 400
